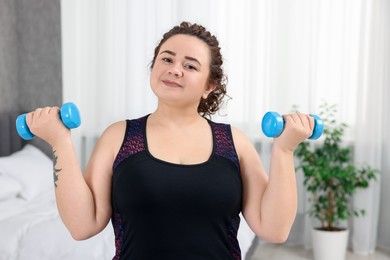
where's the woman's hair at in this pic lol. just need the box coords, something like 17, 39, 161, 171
150, 21, 228, 117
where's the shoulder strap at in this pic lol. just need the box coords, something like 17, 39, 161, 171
113, 115, 147, 170
210, 121, 240, 171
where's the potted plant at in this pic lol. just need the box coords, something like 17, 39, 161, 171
294, 102, 378, 260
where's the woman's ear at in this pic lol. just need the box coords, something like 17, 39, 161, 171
203, 83, 216, 99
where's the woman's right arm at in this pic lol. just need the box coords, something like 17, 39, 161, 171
26, 107, 125, 240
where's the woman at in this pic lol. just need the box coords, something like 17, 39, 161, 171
26, 22, 314, 260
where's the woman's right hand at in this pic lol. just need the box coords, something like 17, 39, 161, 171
26, 106, 71, 148
273, 113, 314, 152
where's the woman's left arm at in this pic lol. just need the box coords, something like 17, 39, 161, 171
234, 113, 314, 243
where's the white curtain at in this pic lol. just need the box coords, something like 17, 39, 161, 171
61, 0, 390, 255
352, 0, 390, 254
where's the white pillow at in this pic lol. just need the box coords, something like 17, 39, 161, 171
0, 175, 23, 201
0, 144, 53, 201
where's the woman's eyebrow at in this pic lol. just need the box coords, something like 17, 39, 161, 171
160, 50, 176, 56
160, 50, 201, 66
185, 56, 201, 66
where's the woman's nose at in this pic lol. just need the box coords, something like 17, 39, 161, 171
168, 65, 183, 77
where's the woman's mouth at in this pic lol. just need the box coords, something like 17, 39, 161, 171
162, 80, 182, 88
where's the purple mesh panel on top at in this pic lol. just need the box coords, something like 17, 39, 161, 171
227, 215, 242, 260
211, 122, 240, 171
113, 116, 147, 170
112, 212, 124, 260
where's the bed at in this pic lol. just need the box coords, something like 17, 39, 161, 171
0, 111, 256, 260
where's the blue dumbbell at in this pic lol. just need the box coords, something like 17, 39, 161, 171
261, 111, 324, 140
16, 102, 81, 140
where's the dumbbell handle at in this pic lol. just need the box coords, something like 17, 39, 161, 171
16, 102, 81, 140
261, 111, 324, 140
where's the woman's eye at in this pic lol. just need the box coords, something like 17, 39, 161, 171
162, 57, 172, 63
185, 64, 197, 71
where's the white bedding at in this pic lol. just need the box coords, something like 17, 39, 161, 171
0, 145, 115, 260
0, 190, 115, 260
0, 145, 255, 259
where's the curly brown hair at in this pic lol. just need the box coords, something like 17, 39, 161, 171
150, 21, 228, 117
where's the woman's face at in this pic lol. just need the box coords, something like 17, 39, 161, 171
150, 34, 213, 111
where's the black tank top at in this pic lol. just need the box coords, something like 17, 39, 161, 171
111, 115, 242, 260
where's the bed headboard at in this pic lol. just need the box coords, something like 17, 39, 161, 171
0, 111, 26, 156
0, 111, 52, 157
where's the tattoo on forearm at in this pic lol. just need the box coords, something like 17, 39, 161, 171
52, 150, 62, 188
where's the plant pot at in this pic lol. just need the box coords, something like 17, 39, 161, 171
311, 228, 349, 260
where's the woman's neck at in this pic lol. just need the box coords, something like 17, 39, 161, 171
149, 106, 205, 128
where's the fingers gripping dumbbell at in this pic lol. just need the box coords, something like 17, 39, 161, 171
261, 111, 324, 140
16, 102, 81, 140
